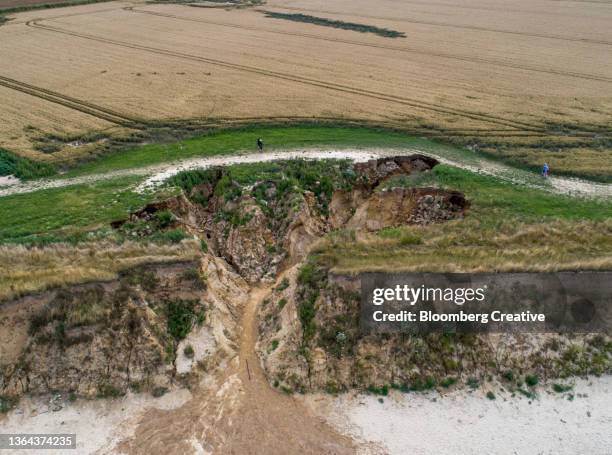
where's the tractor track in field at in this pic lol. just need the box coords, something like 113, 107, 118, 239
268, 5, 612, 47
3, 13, 609, 141
24, 19, 566, 133
125, 6, 612, 84
0, 75, 139, 126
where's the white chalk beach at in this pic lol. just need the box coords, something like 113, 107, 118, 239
320, 376, 612, 455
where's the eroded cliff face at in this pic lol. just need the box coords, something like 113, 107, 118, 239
0, 259, 248, 401
1, 155, 470, 405
257, 268, 612, 394
168, 155, 468, 283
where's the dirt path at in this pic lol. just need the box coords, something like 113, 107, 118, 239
1, 148, 610, 198
116, 282, 356, 455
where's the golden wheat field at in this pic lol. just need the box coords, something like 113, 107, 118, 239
0, 0, 611, 174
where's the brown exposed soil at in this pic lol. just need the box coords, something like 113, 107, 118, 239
0, 262, 212, 399
117, 282, 357, 455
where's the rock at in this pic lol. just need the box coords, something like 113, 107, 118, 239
342, 188, 468, 231
354, 155, 439, 186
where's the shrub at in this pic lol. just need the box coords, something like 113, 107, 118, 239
168, 168, 220, 194
0, 148, 55, 180
486, 391, 496, 400
166, 299, 200, 341
525, 375, 539, 387
184, 344, 195, 359
159, 229, 188, 244
296, 261, 326, 345
97, 384, 124, 398
152, 386, 168, 398
155, 210, 174, 228
552, 383, 573, 393
276, 278, 289, 291
367, 385, 389, 396
467, 377, 480, 389
440, 377, 457, 388
277, 298, 287, 309
270, 339, 279, 351
0, 395, 16, 413
517, 388, 536, 399
410, 377, 436, 391
200, 239, 208, 253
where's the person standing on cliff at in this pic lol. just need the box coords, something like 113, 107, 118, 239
257, 138, 264, 152
542, 163, 550, 178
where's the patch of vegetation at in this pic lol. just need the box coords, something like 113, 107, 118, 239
410, 376, 437, 392
154, 228, 189, 244
440, 376, 457, 388
165, 298, 203, 341
97, 383, 124, 399
552, 383, 573, 393
296, 261, 327, 345
270, 339, 279, 351
277, 298, 287, 310
0, 148, 55, 180
155, 210, 175, 228
184, 344, 195, 359
0, 176, 152, 244
467, 377, 480, 390
263, 11, 406, 38
486, 391, 496, 400
517, 388, 537, 399
275, 278, 290, 292
525, 374, 539, 387
0, 0, 109, 15
0, 395, 16, 413
172, 158, 356, 217
367, 384, 389, 396
152, 386, 168, 397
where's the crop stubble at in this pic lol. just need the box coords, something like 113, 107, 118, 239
0, 0, 610, 175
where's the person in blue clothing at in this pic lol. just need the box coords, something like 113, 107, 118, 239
542, 163, 550, 178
